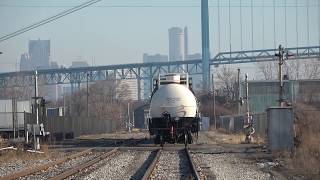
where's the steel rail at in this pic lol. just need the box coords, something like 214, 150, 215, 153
185, 148, 201, 180
141, 149, 161, 180
49, 148, 119, 180
0, 148, 93, 180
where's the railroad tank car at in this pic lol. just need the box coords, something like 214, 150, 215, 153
148, 73, 199, 146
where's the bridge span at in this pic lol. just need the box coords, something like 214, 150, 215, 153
0, 45, 319, 100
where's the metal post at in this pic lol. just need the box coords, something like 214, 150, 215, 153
34, 70, 40, 150
276, 45, 284, 107
12, 98, 16, 139
137, 78, 141, 101
245, 74, 249, 124
132, 110, 135, 128
237, 68, 241, 114
244, 73, 254, 143
86, 73, 89, 117
127, 102, 131, 133
211, 74, 216, 129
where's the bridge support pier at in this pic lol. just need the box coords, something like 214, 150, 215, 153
201, 0, 211, 91
137, 78, 141, 101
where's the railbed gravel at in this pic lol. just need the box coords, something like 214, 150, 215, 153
75, 150, 151, 180
151, 150, 193, 180
0, 151, 70, 177
20, 151, 103, 180
192, 153, 272, 180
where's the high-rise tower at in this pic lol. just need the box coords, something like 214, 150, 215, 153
168, 27, 185, 62
29, 39, 50, 70
184, 27, 189, 60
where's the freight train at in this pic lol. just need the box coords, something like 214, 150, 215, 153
148, 73, 200, 147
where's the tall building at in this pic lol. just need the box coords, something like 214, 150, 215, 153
70, 61, 89, 68
143, 53, 168, 63
168, 27, 188, 61
184, 27, 188, 61
20, 53, 31, 71
28, 39, 50, 70
142, 53, 168, 100
187, 53, 202, 60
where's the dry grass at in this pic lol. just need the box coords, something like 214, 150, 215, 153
205, 129, 265, 145
289, 103, 320, 176
0, 143, 50, 164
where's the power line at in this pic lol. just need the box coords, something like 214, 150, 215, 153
0, 0, 102, 43
273, 0, 276, 49
217, 0, 220, 52
240, 0, 242, 50
0, 5, 316, 8
306, 0, 310, 46
284, 0, 287, 47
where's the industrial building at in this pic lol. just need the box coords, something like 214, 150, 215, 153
241, 79, 320, 114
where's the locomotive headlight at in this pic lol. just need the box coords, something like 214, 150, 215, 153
175, 117, 179, 121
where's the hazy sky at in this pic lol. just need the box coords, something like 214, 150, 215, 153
0, 0, 319, 73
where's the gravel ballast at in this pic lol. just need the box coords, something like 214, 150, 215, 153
193, 153, 272, 180
80, 150, 150, 180
151, 150, 192, 180
21, 151, 102, 180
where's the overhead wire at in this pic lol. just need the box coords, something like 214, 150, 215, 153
273, 0, 276, 49
284, 0, 287, 47
262, 0, 265, 49
296, 0, 299, 52
217, 0, 220, 53
0, 0, 102, 43
240, 0, 242, 50
306, 0, 310, 46
250, 0, 253, 54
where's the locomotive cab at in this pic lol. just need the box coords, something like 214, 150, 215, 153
148, 73, 199, 146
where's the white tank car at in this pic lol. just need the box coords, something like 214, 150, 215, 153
148, 73, 199, 146
150, 83, 197, 118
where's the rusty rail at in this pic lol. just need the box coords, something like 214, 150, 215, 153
49, 148, 119, 180
0, 148, 93, 180
185, 148, 201, 180
141, 149, 161, 180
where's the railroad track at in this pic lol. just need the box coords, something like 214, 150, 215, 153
1, 138, 205, 180
143, 148, 202, 180
0, 138, 144, 180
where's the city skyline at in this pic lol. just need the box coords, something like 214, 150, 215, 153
0, 0, 319, 73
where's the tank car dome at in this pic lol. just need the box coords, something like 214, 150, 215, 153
150, 83, 197, 118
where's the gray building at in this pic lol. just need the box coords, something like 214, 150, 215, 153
70, 61, 89, 68
29, 39, 50, 70
241, 79, 320, 113
142, 53, 168, 100
19, 39, 50, 71
187, 53, 201, 60
19, 53, 31, 71
143, 53, 168, 63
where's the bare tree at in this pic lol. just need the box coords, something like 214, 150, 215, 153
256, 61, 278, 80
257, 59, 320, 80
216, 66, 238, 105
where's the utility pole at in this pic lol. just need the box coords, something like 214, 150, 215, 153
245, 74, 250, 125
211, 74, 216, 129
275, 45, 285, 107
127, 102, 131, 133
244, 73, 254, 143
34, 70, 40, 150
86, 72, 89, 117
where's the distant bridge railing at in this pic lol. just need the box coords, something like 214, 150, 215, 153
0, 46, 319, 89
